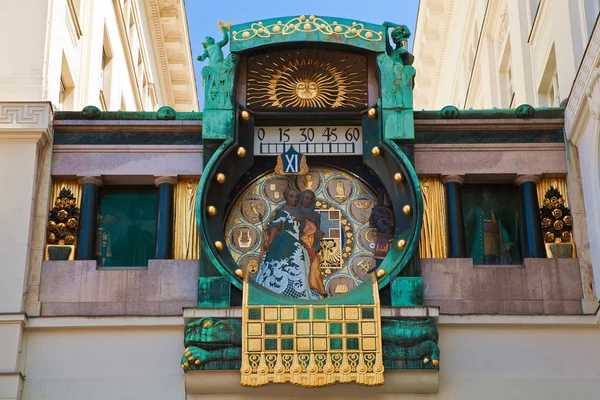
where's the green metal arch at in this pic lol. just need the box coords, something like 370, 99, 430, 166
230, 15, 386, 53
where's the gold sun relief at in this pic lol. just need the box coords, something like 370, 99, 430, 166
296, 80, 319, 99
247, 49, 368, 109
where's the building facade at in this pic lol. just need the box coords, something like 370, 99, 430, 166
1, 6, 600, 400
0, 0, 198, 111
413, 0, 599, 110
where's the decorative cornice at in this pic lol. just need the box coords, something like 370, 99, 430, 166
53, 145, 203, 153
0, 102, 53, 145
143, 0, 199, 112
565, 18, 600, 141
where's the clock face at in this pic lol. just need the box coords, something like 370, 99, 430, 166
225, 166, 394, 299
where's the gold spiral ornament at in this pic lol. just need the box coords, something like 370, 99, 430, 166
247, 49, 367, 109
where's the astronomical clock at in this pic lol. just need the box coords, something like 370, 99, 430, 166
182, 15, 440, 391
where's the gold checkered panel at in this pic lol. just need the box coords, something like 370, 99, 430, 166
241, 281, 384, 387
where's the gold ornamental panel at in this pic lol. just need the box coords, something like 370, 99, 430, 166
247, 49, 368, 109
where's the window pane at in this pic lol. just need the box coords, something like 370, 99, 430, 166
97, 187, 157, 267
462, 185, 522, 265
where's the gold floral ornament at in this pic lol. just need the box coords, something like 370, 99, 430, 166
247, 49, 368, 108
233, 15, 383, 42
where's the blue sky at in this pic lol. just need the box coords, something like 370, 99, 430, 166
184, 0, 420, 107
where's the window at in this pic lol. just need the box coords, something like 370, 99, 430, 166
498, 39, 514, 108
100, 29, 113, 110
538, 45, 560, 107
96, 187, 158, 267
462, 184, 523, 265
58, 54, 75, 110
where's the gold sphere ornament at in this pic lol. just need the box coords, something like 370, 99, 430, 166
553, 220, 564, 230
552, 209, 563, 218
215, 173, 226, 184
214, 241, 224, 251
563, 215, 573, 226
195, 360, 201, 366
432, 359, 439, 367
394, 172, 403, 182
544, 232, 555, 243
47, 232, 56, 243
236, 147, 247, 158
235, 269, 245, 278
57, 209, 69, 220
397, 239, 406, 250
371, 146, 381, 156
64, 235, 75, 245
367, 108, 377, 118
423, 358, 430, 364
67, 218, 78, 228
47, 220, 57, 231
207, 206, 217, 216
241, 110, 250, 120
561, 231, 571, 242
183, 361, 190, 368
541, 218, 552, 228
375, 269, 386, 278
402, 205, 412, 215
57, 223, 67, 232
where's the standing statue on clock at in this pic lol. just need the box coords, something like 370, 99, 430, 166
464, 189, 514, 265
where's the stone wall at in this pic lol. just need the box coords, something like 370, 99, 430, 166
422, 258, 584, 314
39, 260, 198, 316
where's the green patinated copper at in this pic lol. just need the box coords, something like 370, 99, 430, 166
181, 317, 439, 371
230, 16, 386, 53
196, 139, 235, 306
376, 24, 416, 140
369, 139, 423, 291
198, 24, 237, 140
414, 105, 564, 120
391, 277, 424, 306
54, 106, 203, 120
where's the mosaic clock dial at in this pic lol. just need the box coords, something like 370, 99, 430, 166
225, 166, 392, 298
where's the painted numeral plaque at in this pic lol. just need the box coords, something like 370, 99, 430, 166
254, 126, 363, 155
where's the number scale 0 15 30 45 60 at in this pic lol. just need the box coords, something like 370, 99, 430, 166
254, 126, 363, 155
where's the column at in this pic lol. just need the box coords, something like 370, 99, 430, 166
77, 176, 102, 260
155, 176, 177, 259
441, 175, 467, 258
0, 102, 52, 398
516, 175, 545, 258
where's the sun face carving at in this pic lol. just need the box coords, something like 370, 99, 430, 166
247, 49, 368, 109
296, 80, 319, 100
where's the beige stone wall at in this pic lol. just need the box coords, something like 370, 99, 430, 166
21, 321, 185, 400
17, 315, 600, 400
